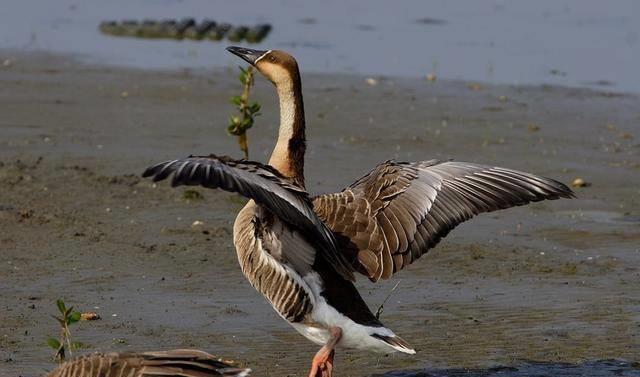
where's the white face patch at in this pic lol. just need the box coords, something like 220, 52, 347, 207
254, 49, 273, 65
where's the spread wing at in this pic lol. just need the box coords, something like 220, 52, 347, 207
47, 349, 250, 377
313, 160, 574, 281
143, 154, 354, 281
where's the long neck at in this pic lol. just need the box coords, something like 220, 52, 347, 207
268, 71, 306, 188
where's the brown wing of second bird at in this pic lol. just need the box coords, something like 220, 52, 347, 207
313, 160, 574, 282
46, 349, 250, 377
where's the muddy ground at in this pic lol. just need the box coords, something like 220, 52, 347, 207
1, 51, 639, 376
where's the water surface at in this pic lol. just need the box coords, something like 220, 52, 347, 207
2, 0, 639, 92
376, 360, 640, 377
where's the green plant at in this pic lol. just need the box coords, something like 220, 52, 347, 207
228, 66, 261, 159
47, 299, 83, 361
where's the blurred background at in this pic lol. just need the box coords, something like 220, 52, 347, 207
3, 0, 639, 92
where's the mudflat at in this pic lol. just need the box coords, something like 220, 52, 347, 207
1, 51, 639, 376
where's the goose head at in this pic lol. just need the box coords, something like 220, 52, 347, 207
226, 46, 299, 87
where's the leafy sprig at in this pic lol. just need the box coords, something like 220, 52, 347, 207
47, 299, 84, 361
227, 66, 261, 159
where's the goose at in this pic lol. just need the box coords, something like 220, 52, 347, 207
143, 46, 574, 377
46, 349, 251, 377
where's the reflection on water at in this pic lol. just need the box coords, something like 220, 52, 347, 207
375, 359, 640, 377
2, 0, 640, 92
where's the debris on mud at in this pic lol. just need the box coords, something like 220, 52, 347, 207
183, 189, 204, 201
572, 178, 592, 188
80, 312, 101, 321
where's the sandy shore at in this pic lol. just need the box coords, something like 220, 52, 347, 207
1, 50, 639, 376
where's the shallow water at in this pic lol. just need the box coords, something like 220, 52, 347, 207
2, 0, 640, 92
376, 359, 640, 377
0, 54, 638, 376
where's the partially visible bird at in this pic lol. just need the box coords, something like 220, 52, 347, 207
46, 349, 250, 377
143, 47, 574, 377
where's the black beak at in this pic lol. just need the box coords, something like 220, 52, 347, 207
226, 46, 268, 66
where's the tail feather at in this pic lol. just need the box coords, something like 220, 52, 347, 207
371, 333, 416, 354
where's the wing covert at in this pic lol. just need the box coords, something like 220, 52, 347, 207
314, 160, 574, 282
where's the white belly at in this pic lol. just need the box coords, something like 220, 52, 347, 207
288, 272, 408, 354
290, 307, 400, 354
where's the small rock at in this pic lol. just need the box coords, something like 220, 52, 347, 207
498, 95, 508, 102
120, 91, 129, 98
528, 124, 541, 132
365, 77, 378, 86
191, 220, 205, 227
18, 209, 33, 219
619, 132, 633, 140
467, 83, 483, 91
426, 73, 437, 82
2, 59, 12, 67
572, 178, 592, 188
81, 312, 100, 321
182, 189, 203, 200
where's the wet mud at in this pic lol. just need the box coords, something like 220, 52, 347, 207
375, 359, 640, 377
1, 51, 639, 376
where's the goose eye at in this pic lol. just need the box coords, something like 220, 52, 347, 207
269, 55, 276, 62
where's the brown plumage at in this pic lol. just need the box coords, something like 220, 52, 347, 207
143, 46, 575, 377
313, 160, 574, 281
234, 201, 314, 322
46, 349, 250, 377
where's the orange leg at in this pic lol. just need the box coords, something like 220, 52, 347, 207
308, 327, 342, 377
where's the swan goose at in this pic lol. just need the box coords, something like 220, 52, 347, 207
143, 46, 574, 377
46, 349, 250, 377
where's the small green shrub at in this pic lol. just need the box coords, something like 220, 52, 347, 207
47, 299, 84, 361
227, 66, 261, 159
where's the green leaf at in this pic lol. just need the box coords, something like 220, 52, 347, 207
56, 299, 66, 314
70, 341, 86, 350
227, 124, 239, 135
238, 70, 247, 85
229, 115, 241, 126
47, 337, 61, 350
241, 118, 253, 129
68, 311, 81, 324
64, 306, 74, 318
249, 102, 261, 114
230, 96, 243, 106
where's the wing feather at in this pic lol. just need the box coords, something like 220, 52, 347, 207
144, 154, 354, 281
47, 349, 251, 377
378, 211, 400, 253
314, 160, 574, 281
